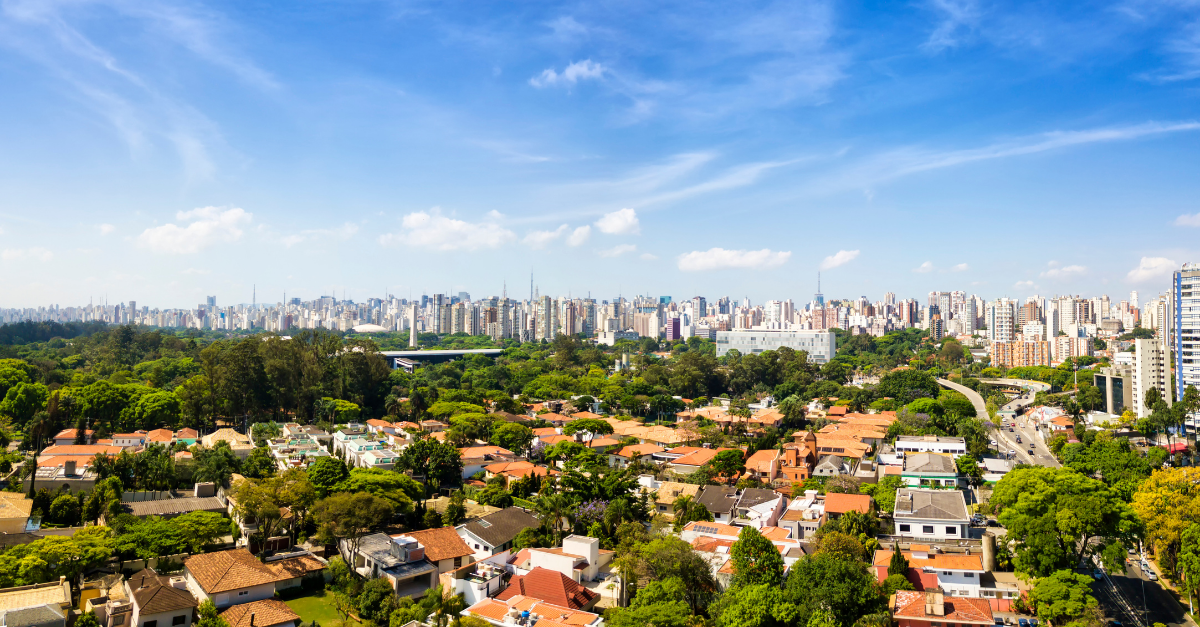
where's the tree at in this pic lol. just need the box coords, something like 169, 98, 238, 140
1028, 570, 1097, 626
338, 468, 422, 513
306, 456, 350, 498
490, 422, 534, 455
230, 470, 316, 550
561, 418, 615, 438
876, 369, 941, 405
671, 494, 714, 531
706, 449, 745, 483
1131, 466, 1200, 574
75, 612, 100, 627
192, 441, 240, 486
730, 525, 784, 587
173, 511, 229, 553
196, 600, 229, 627
993, 467, 1139, 576
887, 543, 909, 577
1179, 523, 1200, 610
956, 456, 984, 487
47, 494, 81, 526
241, 447, 277, 479
397, 438, 464, 500
710, 584, 799, 627
0, 382, 49, 426
314, 492, 395, 556
785, 552, 885, 627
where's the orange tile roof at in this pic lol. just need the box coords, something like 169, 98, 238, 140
824, 493, 873, 515
185, 549, 286, 593
460, 445, 515, 458
587, 437, 622, 448
147, 429, 174, 443
570, 411, 603, 420
398, 526, 474, 562
219, 599, 300, 627
267, 555, 327, 579
614, 443, 664, 458
745, 449, 780, 472
496, 567, 598, 609
540, 412, 571, 423
892, 590, 993, 624
533, 428, 559, 437
872, 550, 984, 571
52, 428, 94, 440
39, 444, 123, 457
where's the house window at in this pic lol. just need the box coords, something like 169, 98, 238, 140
923, 526, 934, 534
145, 621, 158, 627
899, 524, 911, 532
946, 526, 957, 535
173, 616, 187, 626
964, 573, 975, 578
942, 571, 951, 575
454, 556, 463, 568
238, 591, 249, 597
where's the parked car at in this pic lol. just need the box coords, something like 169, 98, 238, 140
1148, 570, 1158, 581
1018, 619, 1029, 627
1093, 569, 1103, 580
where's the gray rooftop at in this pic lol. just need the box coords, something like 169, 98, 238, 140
737, 488, 780, 509
893, 488, 969, 521
696, 486, 738, 515
125, 497, 225, 518
903, 453, 958, 474
1, 604, 65, 627
460, 508, 539, 548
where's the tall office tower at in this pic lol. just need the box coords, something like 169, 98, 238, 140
1173, 265, 1200, 403
962, 299, 977, 336
431, 294, 445, 333
782, 299, 795, 325
582, 299, 596, 336
451, 301, 467, 334
538, 295, 554, 340
207, 295, 217, 309
408, 304, 418, 347
499, 285, 511, 339
884, 292, 897, 307
1131, 291, 1140, 309
717, 296, 731, 315
692, 296, 707, 319
439, 298, 452, 335
563, 301, 578, 336
901, 300, 919, 328
814, 273, 825, 309
987, 298, 1016, 342
1134, 338, 1171, 417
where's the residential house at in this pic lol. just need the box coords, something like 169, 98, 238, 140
366, 419, 398, 435
872, 548, 986, 599
147, 430, 175, 446
200, 430, 254, 459
742, 449, 781, 484
266, 434, 332, 470
463, 595, 602, 627
280, 424, 330, 446
123, 568, 198, 627
0, 578, 72, 627
183, 549, 286, 609
608, 444, 663, 468
123, 496, 227, 520
507, 536, 614, 584
112, 433, 148, 449
779, 491, 872, 540
893, 489, 970, 540
695, 486, 739, 523
813, 455, 850, 476
50, 429, 94, 446
494, 567, 599, 611
457, 508, 540, 562
0, 605, 64, 627
175, 428, 200, 446
890, 589, 994, 627
667, 447, 736, 476
636, 478, 700, 518
0, 493, 33, 534
902, 454, 959, 488
734, 488, 785, 528
341, 533, 437, 599
895, 435, 968, 456
445, 554, 508, 607
218, 600, 300, 627
26, 445, 123, 492
484, 462, 558, 486
980, 458, 1011, 484
460, 446, 517, 479
396, 527, 476, 577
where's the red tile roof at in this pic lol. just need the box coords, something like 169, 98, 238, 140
496, 567, 598, 610
824, 493, 873, 515
219, 599, 300, 627
397, 527, 474, 562
892, 591, 993, 624
184, 548, 287, 593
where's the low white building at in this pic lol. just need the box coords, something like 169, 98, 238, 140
894, 435, 967, 456
892, 488, 970, 541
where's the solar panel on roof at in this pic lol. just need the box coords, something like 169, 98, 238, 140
695, 525, 720, 534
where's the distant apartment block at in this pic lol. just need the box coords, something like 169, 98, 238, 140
715, 330, 836, 362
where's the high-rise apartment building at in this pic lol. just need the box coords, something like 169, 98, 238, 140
987, 298, 1016, 342
1173, 264, 1200, 403
1134, 337, 1170, 417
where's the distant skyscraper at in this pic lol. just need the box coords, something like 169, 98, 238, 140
206, 295, 216, 309
1173, 265, 1200, 403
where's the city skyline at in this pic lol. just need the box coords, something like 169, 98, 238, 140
3, 2, 1200, 305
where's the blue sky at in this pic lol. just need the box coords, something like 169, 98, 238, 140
2, 0, 1200, 308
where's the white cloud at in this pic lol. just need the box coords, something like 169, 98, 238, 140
677, 248, 791, 272
819, 249, 859, 270
566, 225, 591, 247
273, 222, 359, 248
640, 252, 658, 260
1040, 264, 1087, 279
523, 225, 568, 249
1127, 256, 1178, 283
0, 247, 53, 261
182, 268, 210, 275
379, 208, 515, 251
599, 244, 637, 258
1175, 213, 1200, 227
138, 206, 251, 254
595, 208, 640, 235
913, 261, 934, 273
530, 59, 605, 88
1014, 280, 1036, 289
98, 223, 115, 235
951, 263, 969, 272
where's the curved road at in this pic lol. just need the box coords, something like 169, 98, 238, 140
937, 378, 1060, 468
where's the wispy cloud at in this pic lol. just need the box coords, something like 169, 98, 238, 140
98, 223, 115, 235
922, 0, 982, 52
138, 206, 251, 254
566, 226, 591, 246
523, 225, 569, 248
268, 223, 359, 248
599, 244, 636, 257
0, 247, 53, 262
1175, 212, 1200, 226
530, 59, 605, 88
595, 208, 640, 235
379, 209, 515, 251
677, 248, 791, 272
913, 261, 934, 273
1127, 256, 1178, 283
951, 263, 969, 272
1040, 261, 1087, 279
819, 250, 860, 270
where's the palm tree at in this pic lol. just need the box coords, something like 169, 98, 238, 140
537, 492, 572, 545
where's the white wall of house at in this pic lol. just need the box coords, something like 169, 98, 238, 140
184, 573, 275, 609
893, 519, 967, 540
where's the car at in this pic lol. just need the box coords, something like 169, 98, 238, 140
989, 439, 998, 447
1029, 620, 1038, 627
1128, 547, 1137, 554
1018, 619, 1029, 627
1009, 427, 1015, 432
987, 519, 1001, 527
1148, 570, 1158, 581
1016, 435, 1022, 443
1141, 560, 1151, 571
1093, 569, 1104, 580
1008, 449, 1017, 456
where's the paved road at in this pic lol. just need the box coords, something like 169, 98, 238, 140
1097, 557, 1192, 627
937, 378, 989, 418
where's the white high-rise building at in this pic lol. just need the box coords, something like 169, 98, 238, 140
1133, 338, 1170, 418
1173, 265, 1200, 403
987, 298, 1016, 342
962, 299, 977, 336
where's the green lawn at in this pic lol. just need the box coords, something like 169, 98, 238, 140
283, 591, 365, 627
